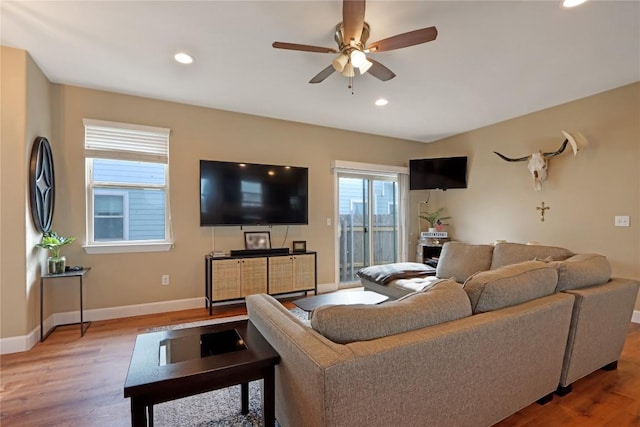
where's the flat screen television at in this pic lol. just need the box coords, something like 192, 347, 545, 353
409, 156, 468, 190
200, 160, 308, 226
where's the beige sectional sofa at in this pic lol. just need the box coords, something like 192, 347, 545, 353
246, 259, 579, 426
361, 241, 639, 395
245, 241, 638, 426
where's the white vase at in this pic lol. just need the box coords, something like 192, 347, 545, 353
428, 227, 436, 233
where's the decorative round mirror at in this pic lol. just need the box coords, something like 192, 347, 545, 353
29, 136, 55, 232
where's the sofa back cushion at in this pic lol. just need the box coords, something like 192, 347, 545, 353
310, 279, 472, 344
436, 242, 495, 283
463, 260, 558, 314
549, 253, 612, 291
490, 242, 574, 269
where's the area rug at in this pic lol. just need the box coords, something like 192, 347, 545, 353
149, 307, 309, 426
153, 381, 267, 427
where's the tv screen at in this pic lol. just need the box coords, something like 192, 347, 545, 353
409, 156, 468, 190
200, 160, 308, 226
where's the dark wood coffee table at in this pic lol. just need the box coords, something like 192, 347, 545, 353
124, 320, 279, 427
293, 290, 388, 316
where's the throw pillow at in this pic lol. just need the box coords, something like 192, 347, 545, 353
435, 242, 495, 283
356, 262, 436, 285
490, 242, 574, 269
463, 260, 558, 314
310, 279, 472, 344
547, 254, 611, 291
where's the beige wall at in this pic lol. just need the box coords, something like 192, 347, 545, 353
2, 44, 638, 340
44, 84, 426, 316
411, 83, 640, 309
0, 47, 50, 338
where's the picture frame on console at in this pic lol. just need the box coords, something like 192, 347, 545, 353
292, 241, 306, 253
244, 232, 271, 250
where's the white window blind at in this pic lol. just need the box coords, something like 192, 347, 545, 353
83, 119, 170, 163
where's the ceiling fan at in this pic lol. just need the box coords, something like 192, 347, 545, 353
272, 0, 438, 84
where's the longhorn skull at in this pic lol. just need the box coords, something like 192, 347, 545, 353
494, 131, 580, 191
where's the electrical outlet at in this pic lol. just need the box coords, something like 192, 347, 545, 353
162, 275, 170, 285
326, 217, 332, 226
614, 216, 630, 227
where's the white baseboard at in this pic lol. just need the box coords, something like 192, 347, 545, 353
0, 297, 205, 355
0, 288, 336, 354
632, 310, 640, 324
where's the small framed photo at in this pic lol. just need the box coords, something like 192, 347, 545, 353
244, 231, 271, 250
292, 240, 307, 253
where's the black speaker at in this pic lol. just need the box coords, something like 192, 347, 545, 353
230, 248, 290, 257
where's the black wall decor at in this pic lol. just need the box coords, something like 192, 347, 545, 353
29, 136, 55, 232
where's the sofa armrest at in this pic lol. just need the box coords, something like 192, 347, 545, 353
559, 277, 639, 386
245, 294, 354, 427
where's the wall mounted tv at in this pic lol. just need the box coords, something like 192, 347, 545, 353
200, 160, 308, 226
409, 156, 468, 190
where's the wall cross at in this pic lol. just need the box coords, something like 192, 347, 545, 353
536, 202, 550, 222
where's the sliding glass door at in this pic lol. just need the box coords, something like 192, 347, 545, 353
338, 174, 398, 286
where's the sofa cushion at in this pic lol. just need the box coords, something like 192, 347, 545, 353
463, 260, 558, 314
357, 262, 436, 285
435, 242, 495, 283
310, 279, 472, 344
548, 254, 612, 291
490, 242, 574, 269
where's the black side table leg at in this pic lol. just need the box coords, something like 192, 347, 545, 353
40, 278, 44, 342
241, 382, 249, 414
130, 398, 147, 427
263, 369, 275, 426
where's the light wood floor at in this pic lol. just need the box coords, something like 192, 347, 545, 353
1, 301, 638, 427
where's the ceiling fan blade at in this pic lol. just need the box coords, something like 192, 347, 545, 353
342, 0, 366, 44
309, 65, 336, 84
367, 59, 396, 81
273, 42, 337, 54
367, 26, 438, 52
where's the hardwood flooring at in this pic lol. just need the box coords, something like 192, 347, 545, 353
1, 302, 638, 427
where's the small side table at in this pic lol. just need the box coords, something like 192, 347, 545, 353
40, 268, 91, 342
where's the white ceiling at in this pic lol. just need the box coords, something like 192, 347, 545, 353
2, 1, 639, 143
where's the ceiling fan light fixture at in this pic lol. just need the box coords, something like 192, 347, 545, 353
332, 53, 348, 72
350, 49, 367, 68
358, 59, 373, 74
341, 63, 355, 77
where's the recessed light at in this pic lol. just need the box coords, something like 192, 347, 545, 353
562, 0, 587, 7
375, 98, 389, 106
174, 52, 194, 64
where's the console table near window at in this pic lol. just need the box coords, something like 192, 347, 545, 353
40, 268, 91, 342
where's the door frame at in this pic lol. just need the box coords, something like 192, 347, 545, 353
331, 160, 409, 288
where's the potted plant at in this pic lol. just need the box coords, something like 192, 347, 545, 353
419, 208, 451, 232
36, 231, 76, 274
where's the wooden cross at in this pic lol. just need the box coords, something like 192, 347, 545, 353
537, 202, 550, 222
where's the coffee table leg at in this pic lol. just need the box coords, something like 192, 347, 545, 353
262, 368, 275, 426
147, 404, 154, 427
241, 382, 249, 414
130, 398, 147, 427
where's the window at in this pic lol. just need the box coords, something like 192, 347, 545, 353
84, 119, 172, 254
94, 189, 128, 241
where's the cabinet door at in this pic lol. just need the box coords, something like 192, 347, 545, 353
292, 254, 315, 291
268, 256, 293, 294
240, 257, 267, 297
212, 259, 241, 301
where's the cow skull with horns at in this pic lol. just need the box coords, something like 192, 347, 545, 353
493, 131, 580, 191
